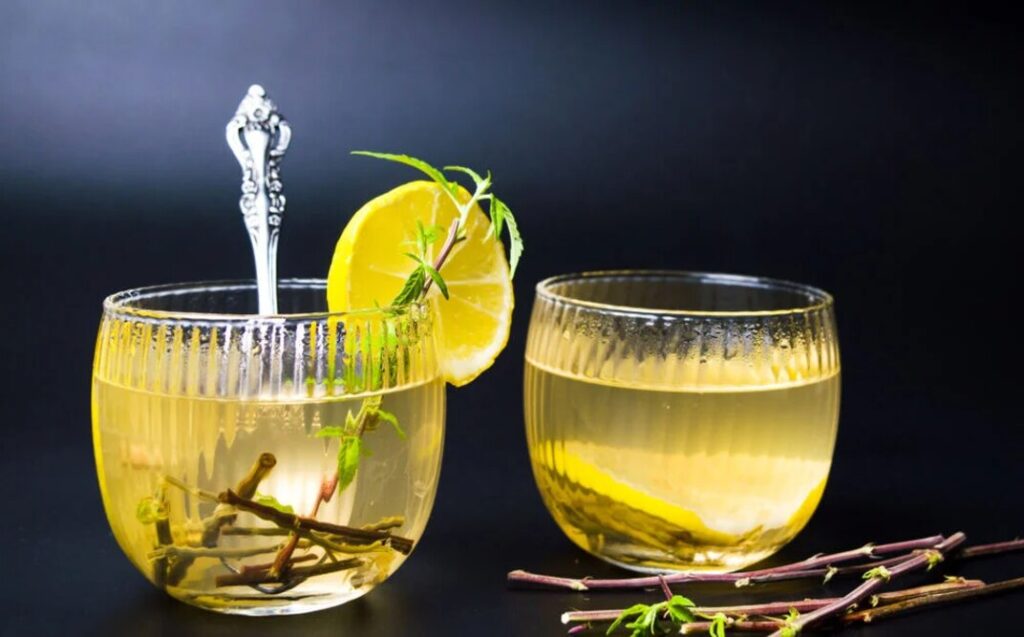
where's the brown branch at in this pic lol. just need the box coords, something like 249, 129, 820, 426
767, 532, 966, 636
844, 576, 1024, 624
240, 553, 318, 577
872, 578, 985, 605
215, 557, 364, 587
508, 534, 946, 591
562, 580, 986, 627
152, 486, 173, 589
959, 538, 1024, 559
166, 453, 277, 586
220, 489, 414, 554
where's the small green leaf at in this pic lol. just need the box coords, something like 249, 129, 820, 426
863, 565, 892, 582
444, 164, 488, 188
823, 566, 838, 583
491, 196, 522, 277
337, 435, 363, 492
415, 220, 428, 256
136, 496, 166, 525
391, 267, 427, 306
607, 604, 648, 635
253, 493, 295, 514
709, 613, 727, 637
666, 595, 695, 623
422, 263, 449, 299
376, 408, 406, 439
352, 151, 458, 198
315, 426, 346, 439
924, 549, 943, 571
488, 196, 505, 239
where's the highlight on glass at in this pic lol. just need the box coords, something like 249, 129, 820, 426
92, 279, 445, 615
523, 271, 840, 573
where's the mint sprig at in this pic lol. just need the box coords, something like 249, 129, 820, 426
316, 396, 401, 494
352, 150, 524, 277
606, 595, 695, 636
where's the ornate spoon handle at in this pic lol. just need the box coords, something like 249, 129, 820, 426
226, 84, 291, 314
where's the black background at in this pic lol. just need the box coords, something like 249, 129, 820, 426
1, 2, 1021, 635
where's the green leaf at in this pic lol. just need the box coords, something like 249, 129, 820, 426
337, 435, 363, 491
444, 165, 490, 191
253, 492, 295, 514
607, 604, 648, 635
376, 408, 406, 439
422, 263, 449, 299
779, 607, 801, 636
488, 195, 505, 239
352, 151, 458, 199
315, 426, 346, 439
666, 595, 695, 623
709, 613, 727, 637
924, 549, 944, 571
491, 196, 523, 277
391, 267, 426, 307
136, 496, 166, 524
415, 220, 428, 256
863, 565, 892, 582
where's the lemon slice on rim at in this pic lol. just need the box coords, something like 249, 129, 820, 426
327, 180, 513, 386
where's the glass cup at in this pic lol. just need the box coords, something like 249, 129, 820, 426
524, 271, 840, 573
91, 279, 445, 615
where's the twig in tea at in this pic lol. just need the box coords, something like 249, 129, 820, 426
215, 557, 365, 587
165, 452, 277, 585
219, 489, 414, 554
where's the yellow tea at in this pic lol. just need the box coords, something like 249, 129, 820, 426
93, 377, 444, 614
525, 360, 839, 572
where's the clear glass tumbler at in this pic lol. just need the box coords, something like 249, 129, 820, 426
92, 279, 445, 615
524, 271, 840, 573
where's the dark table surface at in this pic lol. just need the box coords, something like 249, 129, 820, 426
2, 1, 1022, 635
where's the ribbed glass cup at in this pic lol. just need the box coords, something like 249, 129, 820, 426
92, 279, 445, 615
524, 271, 840, 573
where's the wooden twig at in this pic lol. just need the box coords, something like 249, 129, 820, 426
215, 557, 364, 587
220, 489, 414, 554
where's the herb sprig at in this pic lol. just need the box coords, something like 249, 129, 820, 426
606, 595, 696, 637
352, 151, 524, 279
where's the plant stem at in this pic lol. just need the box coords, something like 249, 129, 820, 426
166, 453, 277, 586
220, 489, 414, 554
958, 538, 1024, 559
508, 535, 947, 591
767, 532, 966, 636
871, 578, 984, 605
563, 599, 837, 626
240, 553, 318, 576
215, 557, 364, 587
149, 543, 298, 561
676, 578, 1023, 632
152, 485, 173, 589
561, 579, 985, 626
843, 576, 1024, 624
421, 218, 461, 296
680, 619, 790, 634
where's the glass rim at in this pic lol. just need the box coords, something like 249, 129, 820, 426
535, 269, 834, 318
102, 278, 426, 323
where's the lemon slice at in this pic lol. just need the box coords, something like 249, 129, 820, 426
327, 181, 513, 386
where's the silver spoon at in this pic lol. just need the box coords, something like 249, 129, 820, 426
226, 84, 291, 314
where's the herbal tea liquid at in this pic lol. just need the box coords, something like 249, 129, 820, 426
92, 378, 444, 614
524, 360, 839, 572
